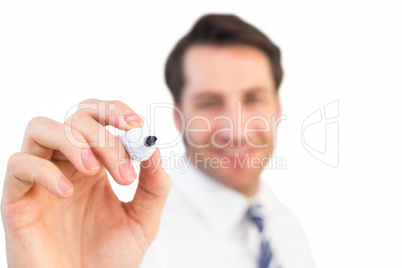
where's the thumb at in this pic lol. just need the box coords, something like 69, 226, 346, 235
125, 148, 171, 241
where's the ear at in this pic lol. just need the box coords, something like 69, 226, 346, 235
173, 102, 184, 133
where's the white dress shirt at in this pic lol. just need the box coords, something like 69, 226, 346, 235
140, 161, 315, 268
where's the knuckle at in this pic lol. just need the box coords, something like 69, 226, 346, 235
111, 100, 131, 112
79, 98, 99, 106
69, 112, 91, 126
27, 116, 48, 130
73, 111, 90, 121
77, 98, 100, 113
64, 114, 74, 124
7, 152, 23, 171
70, 127, 82, 138
113, 100, 124, 107
60, 124, 82, 149
35, 161, 53, 179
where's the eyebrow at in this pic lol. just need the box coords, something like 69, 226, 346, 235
245, 87, 272, 95
191, 87, 272, 100
191, 92, 220, 101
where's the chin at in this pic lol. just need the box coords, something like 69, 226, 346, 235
210, 166, 260, 194
188, 147, 266, 194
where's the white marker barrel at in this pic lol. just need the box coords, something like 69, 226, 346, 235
119, 128, 157, 162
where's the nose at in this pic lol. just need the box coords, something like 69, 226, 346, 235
213, 101, 244, 147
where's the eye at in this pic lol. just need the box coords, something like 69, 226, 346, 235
246, 96, 260, 103
200, 100, 219, 108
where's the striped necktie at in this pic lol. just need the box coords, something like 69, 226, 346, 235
246, 204, 274, 268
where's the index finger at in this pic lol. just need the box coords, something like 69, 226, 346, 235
75, 99, 144, 131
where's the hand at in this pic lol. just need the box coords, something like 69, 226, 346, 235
1, 99, 171, 267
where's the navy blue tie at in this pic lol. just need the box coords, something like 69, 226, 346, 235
247, 205, 273, 268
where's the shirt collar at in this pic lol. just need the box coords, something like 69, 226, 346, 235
171, 156, 265, 236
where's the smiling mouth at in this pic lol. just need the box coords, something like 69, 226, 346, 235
214, 147, 252, 161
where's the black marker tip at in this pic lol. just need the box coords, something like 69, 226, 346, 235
145, 136, 157, 147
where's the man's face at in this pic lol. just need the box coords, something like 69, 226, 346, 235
175, 44, 281, 196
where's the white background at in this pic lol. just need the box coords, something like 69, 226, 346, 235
1, 0, 401, 267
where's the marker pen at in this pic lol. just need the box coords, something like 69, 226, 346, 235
119, 128, 157, 162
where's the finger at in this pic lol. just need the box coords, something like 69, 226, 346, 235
21, 116, 100, 175
4, 152, 74, 202
76, 99, 144, 131
51, 150, 68, 161
66, 112, 136, 185
125, 149, 171, 240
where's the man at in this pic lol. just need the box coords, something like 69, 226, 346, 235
140, 14, 315, 268
1, 14, 314, 268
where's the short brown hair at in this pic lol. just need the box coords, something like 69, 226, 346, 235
165, 13, 284, 104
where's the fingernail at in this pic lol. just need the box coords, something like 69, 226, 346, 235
124, 111, 144, 129
119, 159, 136, 182
82, 149, 100, 170
127, 120, 143, 129
58, 176, 74, 194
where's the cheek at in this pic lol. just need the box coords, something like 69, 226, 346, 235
185, 116, 213, 146
244, 117, 273, 145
